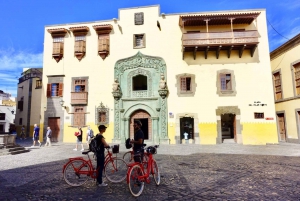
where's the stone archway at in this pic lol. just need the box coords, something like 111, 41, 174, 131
216, 106, 242, 144
129, 110, 151, 140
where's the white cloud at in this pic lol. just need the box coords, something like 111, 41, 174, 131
0, 49, 43, 70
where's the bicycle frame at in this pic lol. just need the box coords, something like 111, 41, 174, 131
126, 152, 154, 184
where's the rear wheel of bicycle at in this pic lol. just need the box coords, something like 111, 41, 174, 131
63, 159, 90, 186
123, 151, 133, 164
105, 158, 127, 183
151, 159, 160, 185
128, 164, 144, 197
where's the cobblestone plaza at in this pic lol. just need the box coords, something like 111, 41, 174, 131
1, 139, 300, 200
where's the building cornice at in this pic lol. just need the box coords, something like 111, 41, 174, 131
270, 33, 300, 60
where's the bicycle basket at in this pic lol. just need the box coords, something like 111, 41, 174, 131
146, 146, 157, 154
112, 144, 119, 154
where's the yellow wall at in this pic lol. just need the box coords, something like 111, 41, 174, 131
168, 123, 176, 144
242, 123, 278, 145
199, 123, 217, 144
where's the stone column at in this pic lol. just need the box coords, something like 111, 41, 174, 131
151, 117, 159, 144
123, 117, 129, 142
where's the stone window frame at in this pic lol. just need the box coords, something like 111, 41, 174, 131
128, 68, 152, 98
71, 77, 89, 92
133, 34, 146, 49
291, 59, 300, 97
216, 69, 237, 97
134, 12, 144, 25
95, 102, 109, 125
175, 73, 197, 97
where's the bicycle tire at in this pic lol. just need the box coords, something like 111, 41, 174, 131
128, 164, 144, 197
104, 158, 127, 183
123, 151, 133, 164
63, 159, 90, 186
152, 159, 160, 185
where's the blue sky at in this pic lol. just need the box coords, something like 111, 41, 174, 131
0, 0, 299, 97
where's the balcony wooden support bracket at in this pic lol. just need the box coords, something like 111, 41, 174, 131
239, 44, 246, 58
52, 54, 63, 63
182, 47, 185, 60
250, 45, 257, 57
74, 52, 85, 61
227, 46, 233, 58
216, 46, 222, 59
193, 46, 198, 60
98, 51, 109, 60
205, 46, 209, 59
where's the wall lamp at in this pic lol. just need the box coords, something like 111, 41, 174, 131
59, 98, 67, 109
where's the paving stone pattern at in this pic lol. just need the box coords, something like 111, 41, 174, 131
1, 139, 300, 200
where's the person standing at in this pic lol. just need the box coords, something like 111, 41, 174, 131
95, 125, 109, 187
31, 124, 41, 147
74, 127, 84, 151
130, 120, 145, 162
44, 127, 52, 147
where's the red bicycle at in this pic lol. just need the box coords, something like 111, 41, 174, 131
63, 145, 127, 186
127, 145, 160, 197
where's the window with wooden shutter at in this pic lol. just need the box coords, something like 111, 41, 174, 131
273, 72, 282, 100
47, 83, 63, 97
181, 77, 191, 91
58, 83, 63, 97
48, 29, 67, 63
294, 64, 300, 95
220, 73, 231, 91
135, 12, 144, 25
73, 107, 85, 127
47, 84, 51, 97
53, 37, 64, 54
98, 37, 109, 52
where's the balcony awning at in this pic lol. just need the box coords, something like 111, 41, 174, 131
179, 12, 260, 27
93, 24, 113, 34
69, 26, 89, 35
47, 28, 68, 37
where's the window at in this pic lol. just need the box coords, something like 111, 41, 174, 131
73, 107, 85, 127
135, 12, 144, 25
216, 70, 237, 96
74, 35, 86, 53
273, 72, 282, 100
74, 79, 86, 92
0, 113, 5, 120
36, 80, 42, 89
53, 37, 64, 54
181, 77, 191, 91
220, 74, 232, 91
176, 74, 197, 97
18, 98, 23, 111
95, 102, 109, 125
47, 28, 67, 62
254, 113, 264, 119
47, 83, 63, 97
99, 112, 106, 123
133, 75, 147, 91
133, 34, 145, 48
19, 118, 22, 125
294, 64, 300, 95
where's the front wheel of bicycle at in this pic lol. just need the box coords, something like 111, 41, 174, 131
123, 151, 133, 164
63, 159, 90, 186
152, 159, 160, 185
128, 164, 145, 197
105, 158, 127, 183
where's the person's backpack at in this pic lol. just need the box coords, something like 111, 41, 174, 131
89, 129, 94, 138
89, 134, 101, 153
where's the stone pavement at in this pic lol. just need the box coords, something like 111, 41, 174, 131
1, 139, 300, 200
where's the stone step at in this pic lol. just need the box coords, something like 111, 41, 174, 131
223, 139, 235, 144
0, 144, 30, 156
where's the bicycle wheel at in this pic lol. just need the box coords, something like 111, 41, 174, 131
128, 164, 144, 197
63, 159, 90, 186
151, 159, 160, 185
123, 151, 133, 164
105, 158, 127, 183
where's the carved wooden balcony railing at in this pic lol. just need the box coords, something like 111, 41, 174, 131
71, 92, 88, 105
182, 30, 260, 59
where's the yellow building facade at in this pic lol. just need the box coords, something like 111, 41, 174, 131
40, 5, 277, 145
270, 33, 300, 143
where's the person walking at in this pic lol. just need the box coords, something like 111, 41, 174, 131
20, 125, 26, 140
31, 124, 41, 147
86, 126, 93, 148
95, 125, 109, 187
44, 127, 52, 147
74, 127, 84, 151
131, 120, 145, 162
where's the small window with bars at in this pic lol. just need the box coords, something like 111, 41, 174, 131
254, 112, 264, 119
53, 37, 64, 43
133, 34, 145, 48
181, 77, 191, 92
36, 80, 42, 89
75, 35, 86, 41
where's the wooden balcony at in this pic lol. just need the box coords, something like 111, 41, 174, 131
71, 92, 88, 105
182, 30, 259, 59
